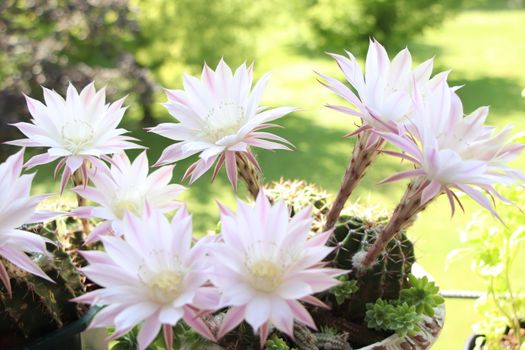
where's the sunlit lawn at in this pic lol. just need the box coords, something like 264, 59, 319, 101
27, 7, 525, 350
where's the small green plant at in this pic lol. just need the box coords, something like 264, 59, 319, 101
365, 299, 420, 336
399, 274, 445, 317
364, 274, 445, 337
331, 275, 359, 305
448, 186, 525, 350
265, 334, 297, 350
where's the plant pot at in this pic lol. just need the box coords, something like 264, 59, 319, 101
5, 307, 99, 350
463, 320, 525, 350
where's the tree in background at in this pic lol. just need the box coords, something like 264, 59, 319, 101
302, 0, 469, 55
0, 0, 157, 160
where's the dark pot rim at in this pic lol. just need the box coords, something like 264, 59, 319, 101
8, 306, 100, 350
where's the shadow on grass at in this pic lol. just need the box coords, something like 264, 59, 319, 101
450, 76, 525, 118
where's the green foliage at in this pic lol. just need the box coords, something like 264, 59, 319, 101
131, 0, 273, 85
449, 185, 525, 349
365, 299, 420, 337
399, 274, 445, 317
265, 335, 297, 350
302, 0, 471, 54
331, 275, 359, 305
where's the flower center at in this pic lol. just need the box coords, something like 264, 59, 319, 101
60, 119, 95, 154
147, 270, 185, 304
246, 259, 283, 293
200, 102, 245, 143
111, 192, 143, 219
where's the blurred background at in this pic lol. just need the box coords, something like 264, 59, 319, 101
1, 0, 524, 349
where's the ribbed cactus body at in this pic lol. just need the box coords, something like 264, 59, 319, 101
331, 216, 415, 322
0, 223, 88, 346
265, 179, 330, 232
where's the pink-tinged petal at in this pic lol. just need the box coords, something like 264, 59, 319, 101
163, 324, 173, 350
146, 165, 175, 188
379, 169, 427, 184
326, 104, 364, 118
192, 287, 221, 310
269, 298, 294, 337
413, 57, 434, 84
28, 209, 62, 223
114, 302, 158, 331
159, 307, 183, 325
3, 229, 52, 254
66, 156, 84, 173
276, 280, 313, 299
0, 247, 52, 283
288, 300, 317, 330
249, 131, 293, 146
259, 322, 270, 349
183, 306, 216, 341
217, 306, 246, 339
60, 165, 72, 193
245, 138, 291, 151
244, 149, 262, 172
250, 106, 298, 125
224, 151, 238, 190
131, 151, 149, 180
327, 52, 365, 93
202, 63, 216, 92
300, 295, 330, 309
188, 157, 215, 184
87, 304, 122, 329
79, 250, 114, 265
84, 221, 111, 244
245, 297, 271, 332
388, 47, 412, 90
246, 73, 270, 117
72, 187, 107, 206
100, 236, 141, 272
0, 261, 12, 297
305, 229, 332, 248
211, 153, 226, 182
317, 72, 365, 112
420, 180, 442, 205
148, 123, 196, 141
457, 184, 500, 220
137, 315, 162, 350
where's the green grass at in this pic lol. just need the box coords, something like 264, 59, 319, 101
26, 7, 525, 350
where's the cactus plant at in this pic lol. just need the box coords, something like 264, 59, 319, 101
265, 179, 331, 232
0, 218, 92, 348
329, 216, 415, 322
